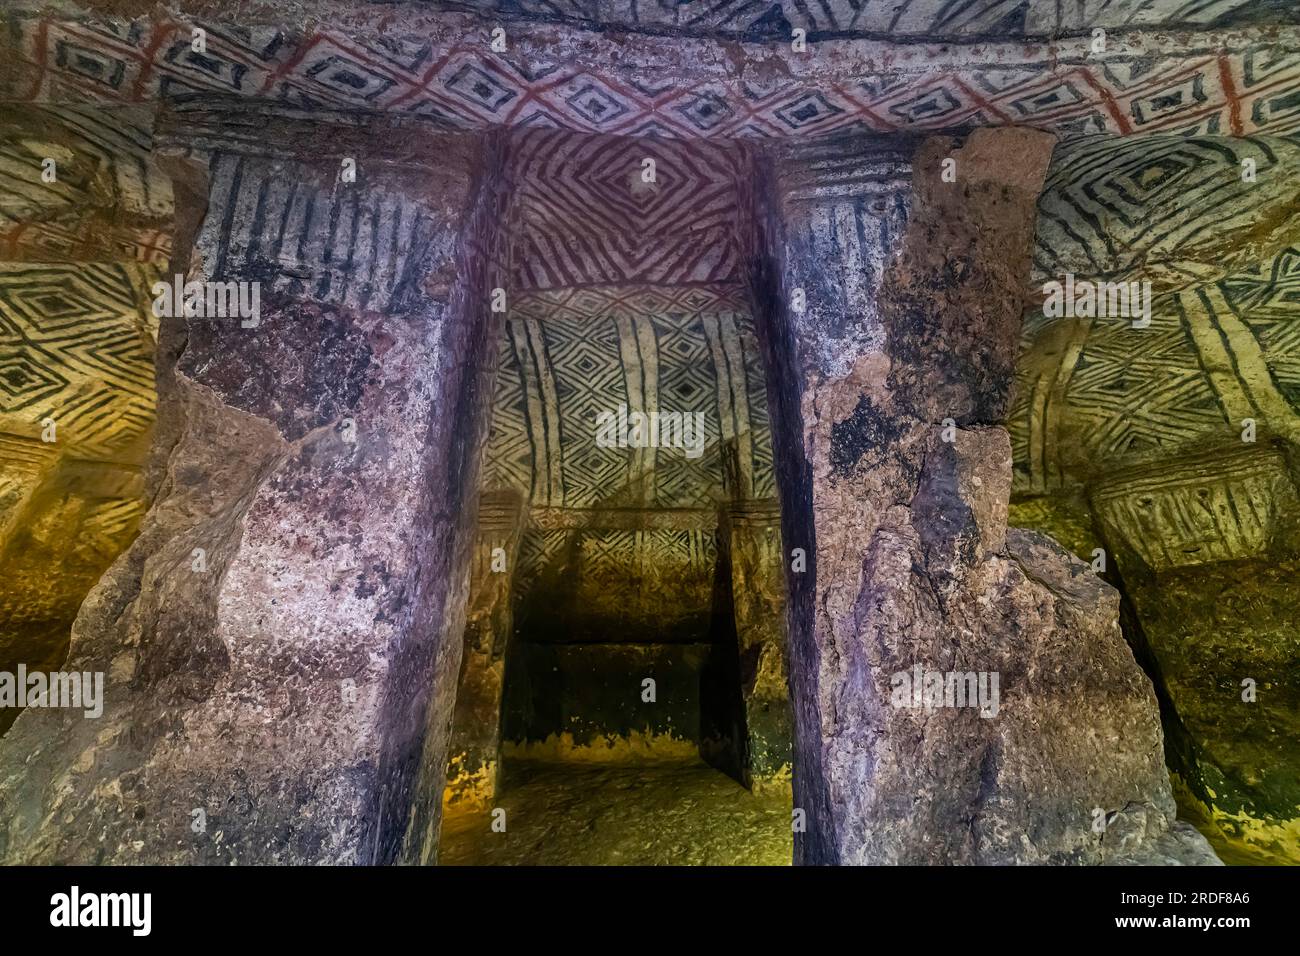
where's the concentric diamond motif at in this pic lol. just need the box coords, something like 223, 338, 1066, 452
564, 83, 632, 126
675, 93, 733, 132
885, 87, 963, 124
442, 62, 519, 115
0, 353, 67, 412
773, 92, 846, 130
1130, 75, 1208, 127
305, 54, 398, 103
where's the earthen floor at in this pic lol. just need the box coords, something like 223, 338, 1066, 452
440, 761, 792, 866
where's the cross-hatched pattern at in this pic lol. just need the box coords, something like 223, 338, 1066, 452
511, 526, 717, 605
1012, 248, 1300, 492
1010, 303, 1228, 491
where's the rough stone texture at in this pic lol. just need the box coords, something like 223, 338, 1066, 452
1108, 821, 1225, 867
441, 762, 792, 866
1011, 167, 1300, 865
721, 501, 792, 789
1073, 444, 1300, 864
751, 127, 1218, 864
1007, 114, 1300, 864
0, 118, 506, 865
0, 2, 1292, 873
1128, 556, 1300, 864
443, 490, 524, 809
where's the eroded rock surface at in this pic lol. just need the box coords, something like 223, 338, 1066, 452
0, 120, 506, 865
753, 127, 1219, 864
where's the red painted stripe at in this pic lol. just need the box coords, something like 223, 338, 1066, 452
952, 77, 1014, 125
130, 21, 177, 101
829, 82, 893, 131
258, 30, 322, 94
1075, 68, 1132, 134
26, 19, 50, 100
1217, 54, 1245, 136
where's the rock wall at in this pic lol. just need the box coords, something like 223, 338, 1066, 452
1010, 131, 1300, 863
1012, 441, 1300, 864
1, 105, 1261, 866
0, 105, 171, 735
443, 490, 524, 808
720, 501, 792, 789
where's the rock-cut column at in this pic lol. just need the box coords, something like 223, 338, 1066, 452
720, 500, 792, 790
0, 112, 507, 865
751, 129, 1220, 865
443, 490, 526, 809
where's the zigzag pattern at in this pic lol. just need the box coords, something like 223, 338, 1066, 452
79, 495, 145, 546
0, 104, 164, 660
0, 220, 170, 264
512, 228, 738, 289
7, 13, 1300, 140
1011, 304, 1225, 491
510, 130, 744, 233
1038, 0, 1267, 33
511, 527, 717, 605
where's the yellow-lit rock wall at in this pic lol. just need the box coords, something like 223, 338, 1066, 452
0, 106, 170, 733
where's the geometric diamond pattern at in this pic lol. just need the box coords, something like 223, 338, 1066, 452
1033, 133, 1300, 291
0, 262, 159, 459
484, 286, 772, 510
1012, 246, 1300, 494
8, 11, 1300, 140
508, 129, 746, 290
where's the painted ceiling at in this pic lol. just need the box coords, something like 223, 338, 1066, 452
22, 0, 1300, 41
486, 130, 774, 605
371, 0, 1296, 38
0, 1, 1298, 645
2, 5, 1299, 141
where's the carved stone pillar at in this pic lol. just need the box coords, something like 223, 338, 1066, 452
752, 129, 1218, 865
443, 490, 526, 809
0, 111, 507, 865
721, 499, 791, 790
